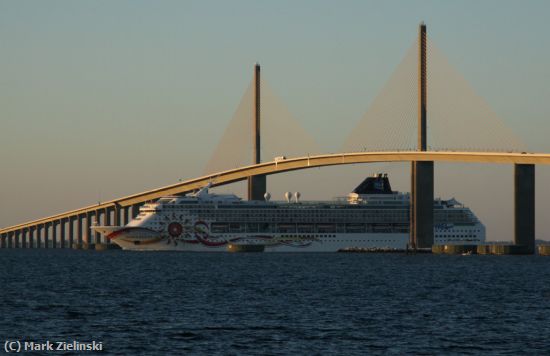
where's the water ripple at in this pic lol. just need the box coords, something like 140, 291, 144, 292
1, 250, 549, 354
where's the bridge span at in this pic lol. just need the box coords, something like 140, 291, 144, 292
0, 150, 547, 250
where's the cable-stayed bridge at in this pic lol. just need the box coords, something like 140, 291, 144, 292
0, 24, 545, 253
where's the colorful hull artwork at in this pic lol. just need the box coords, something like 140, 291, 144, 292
107, 221, 315, 251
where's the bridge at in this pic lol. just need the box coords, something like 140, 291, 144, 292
0, 150, 544, 250
0, 23, 543, 253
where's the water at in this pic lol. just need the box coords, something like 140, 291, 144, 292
1, 250, 549, 355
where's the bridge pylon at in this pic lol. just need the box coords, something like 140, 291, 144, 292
410, 22, 434, 249
248, 63, 267, 200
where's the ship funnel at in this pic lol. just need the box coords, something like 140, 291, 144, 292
284, 192, 292, 203
264, 192, 271, 202
294, 192, 301, 203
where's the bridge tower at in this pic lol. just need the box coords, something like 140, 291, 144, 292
248, 63, 267, 200
515, 164, 535, 253
410, 22, 434, 249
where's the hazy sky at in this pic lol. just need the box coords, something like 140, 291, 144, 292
1, 1, 550, 240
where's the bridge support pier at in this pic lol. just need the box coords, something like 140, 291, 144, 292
95, 210, 102, 244
44, 223, 49, 248
1, 234, 5, 248
52, 221, 57, 249
114, 205, 121, 226
60, 219, 66, 248
69, 218, 74, 248
132, 204, 141, 218
14, 231, 20, 248
123, 207, 129, 225
248, 175, 266, 201
515, 164, 535, 254
7, 233, 13, 248
105, 208, 111, 244
411, 161, 434, 249
27, 226, 35, 248
77, 216, 83, 247
36, 225, 42, 248
85, 213, 92, 246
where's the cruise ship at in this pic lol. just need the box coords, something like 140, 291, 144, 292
92, 174, 485, 251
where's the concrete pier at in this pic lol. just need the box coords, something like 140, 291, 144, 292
123, 207, 129, 225
68, 217, 74, 248
43, 223, 49, 248
132, 204, 140, 218
28, 227, 34, 248
248, 63, 266, 201
36, 225, 41, 248
21, 230, 26, 248
248, 176, 266, 202
95, 210, 102, 244
104, 208, 111, 244
411, 161, 434, 248
105, 208, 111, 226
52, 221, 57, 248
114, 204, 121, 226
14, 231, 20, 248
60, 219, 66, 248
85, 213, 91, 245
77, 216, 83, 247
514, 164, 535, 254
7, 232, 13, 248
1, 234, 5, 248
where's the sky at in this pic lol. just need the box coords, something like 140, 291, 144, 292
1, 1, 550, 240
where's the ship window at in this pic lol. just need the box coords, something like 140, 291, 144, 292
211, 223, 229, 233
230, 223, 243, 233
345, 224, 365, 233
317, 224, 336, 233
278, 224, 296, 233
297, 224, 314, 233
259, 223, 272, 233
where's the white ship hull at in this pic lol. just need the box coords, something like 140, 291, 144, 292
97, 225, 484, 252
92, 174, 486, 252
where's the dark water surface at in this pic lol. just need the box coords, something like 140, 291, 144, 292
1, 250, 549, 355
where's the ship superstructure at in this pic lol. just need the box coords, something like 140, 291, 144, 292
93, 174, 485, 251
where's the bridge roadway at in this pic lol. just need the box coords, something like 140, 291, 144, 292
1, 150, 549, 247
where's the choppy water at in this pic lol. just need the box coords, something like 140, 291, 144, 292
1, 250, 549, 355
